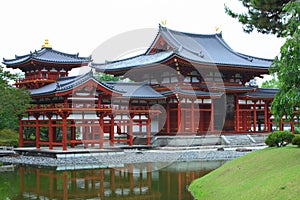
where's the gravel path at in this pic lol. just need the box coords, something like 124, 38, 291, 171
0, 148, 258, 167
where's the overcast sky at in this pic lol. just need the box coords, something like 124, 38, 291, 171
1, 0, 285, 71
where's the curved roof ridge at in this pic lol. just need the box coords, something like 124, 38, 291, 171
161, 25, 220, 38
91, 52, 148, 66
91, 50, 172, 66
47, 48, 84, 59
160, 26, 221, 59
236, 52, 274, 62
214, 34, 274, 62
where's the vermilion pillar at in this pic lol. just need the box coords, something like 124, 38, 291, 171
253, 101, 257, 132
59, 111, 70, 151
264, 102, 268, 132
177, 97, 181, 133
129, 113, 134, 146
110, 114, 115, 146
96, 112, 105, 149
235, 96, 240, 132
147, 114, 151, 145
62, 117, 67, 150
49, 117, 53, 150
19, 119, 24, 147
34, 113, 40, 149
166, 101, 170, 133
191, 99, 195, 133
100, 118, 104, 149
70, 121, 76, 148
45, 112, 54, 149
210, 99, 215, 133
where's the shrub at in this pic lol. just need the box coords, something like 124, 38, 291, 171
292, 136, 300, 147
0, 128, 19, 147
265, 131, 295, 147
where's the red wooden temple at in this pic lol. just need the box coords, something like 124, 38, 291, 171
3, 26, 299, 150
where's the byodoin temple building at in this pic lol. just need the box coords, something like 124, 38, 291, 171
3, 25, 298, 150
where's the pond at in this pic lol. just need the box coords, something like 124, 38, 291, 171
0, 160, 226, 200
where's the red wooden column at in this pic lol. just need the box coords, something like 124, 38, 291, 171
291, 119, 295, 133
70, 121, 76, 148
46, 112, 54, 150
96, 112, 105, 149
191, 99, 195, 133
59, 111, 70, 151
109, 114, 115, 146
235, 95, 240, 132
264, 101, 268, 132
128, 113, 134, 146
177, 96, 181, 133
267, 102, 271, 132
146, 114, 151, 145
33, 113, 41, 149
253, 101, 257, 132
19, 119, 24, 147
166, 100, 170, 133
210, 99, 215, 133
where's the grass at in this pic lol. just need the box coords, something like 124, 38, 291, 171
189, 146, 300, 200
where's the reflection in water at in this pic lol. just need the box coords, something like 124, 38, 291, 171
5, 161, 225, 200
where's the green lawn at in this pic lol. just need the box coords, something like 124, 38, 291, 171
189, 146, 300, 200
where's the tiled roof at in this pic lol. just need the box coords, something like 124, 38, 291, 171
157, 26, 273, 68
105, 82, 165, 99
239, 88, 278, 99
90, 51, 173, 72
91, 25, 273, 72
30, 71, 120, 96
3, 47, 89, 66
30, 72, 164, 99
200, 85, 257, 92
158, 86, 222, 98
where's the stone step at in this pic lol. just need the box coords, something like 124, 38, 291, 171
222, 135, 255, 145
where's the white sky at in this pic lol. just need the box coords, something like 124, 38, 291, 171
0, 0, 285, 82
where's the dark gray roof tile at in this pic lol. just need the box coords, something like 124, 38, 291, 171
3, 48, 89, 66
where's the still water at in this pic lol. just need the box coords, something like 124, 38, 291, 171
0, 161, 225, 200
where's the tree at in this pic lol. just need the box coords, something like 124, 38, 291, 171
270, 2, 300, 123
225, 0, 294, 37
261, 76, 279, 88
94, 72, 121, 82
226, 1, 300, 125
0, 65, 30, 131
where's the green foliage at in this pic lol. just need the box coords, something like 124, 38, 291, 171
226, 1, 300, 126
265, 131, 295, 147
292, 136, 300, 147
0, 65, 30, 131
95, 72, 121, 82
270, 2, 300, 123
225, 0, 293, 37
0, 128, 19, 147
261, 76, 279, 88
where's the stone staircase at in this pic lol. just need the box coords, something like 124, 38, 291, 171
221, 134, 256, 146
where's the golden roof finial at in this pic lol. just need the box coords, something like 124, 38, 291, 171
161, 20, 167, 26
41, 39, 52, 49
215, 26, 221, 33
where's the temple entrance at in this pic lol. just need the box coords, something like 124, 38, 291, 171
214, 94, 235, 131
